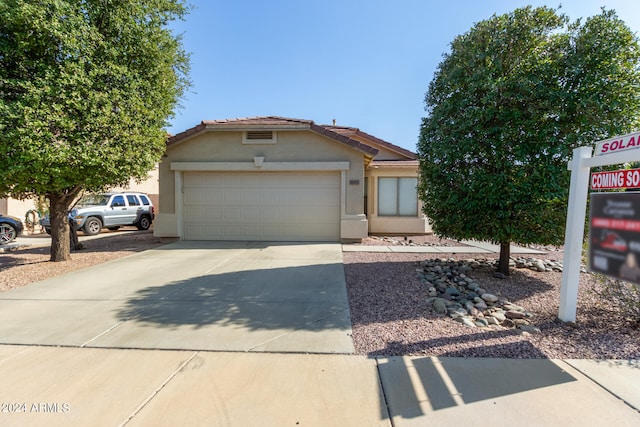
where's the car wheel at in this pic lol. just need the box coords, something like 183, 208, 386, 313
136, 215, 151, 231
0, 223, 17, 245
107, 226, 121, 231
83, 217, 102, 236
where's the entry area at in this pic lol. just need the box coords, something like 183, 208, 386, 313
182, 172, 341, 241
0, 241, 354, 353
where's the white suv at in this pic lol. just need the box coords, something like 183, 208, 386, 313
42, 192, 155, 236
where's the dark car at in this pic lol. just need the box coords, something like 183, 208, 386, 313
0, 214, 24, 245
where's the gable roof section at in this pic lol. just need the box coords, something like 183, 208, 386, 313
167, 116, 379, 157
321, 125, 417, 160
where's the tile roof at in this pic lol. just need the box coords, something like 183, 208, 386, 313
322, 125, 417, 160
167, 116, 380, 156
201, 116, 313, 127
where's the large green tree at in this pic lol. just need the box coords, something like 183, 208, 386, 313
418, 7, 640, 274
0, 0, 190, 261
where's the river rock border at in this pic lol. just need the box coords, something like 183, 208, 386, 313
420, 258, 556, 333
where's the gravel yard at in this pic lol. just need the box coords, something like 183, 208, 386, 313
1, 232, 638, 359
346, 235, 640, 359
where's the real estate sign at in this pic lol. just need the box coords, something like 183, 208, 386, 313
594, 131, 640, 156
589, 193, 640, 285
561, 131, 640, 322
591, 168, 640, 190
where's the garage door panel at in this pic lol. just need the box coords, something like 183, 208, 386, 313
184, 189, 204, 205
224, 191, 243, 204
223, 207, 242, 221
243, 191, 260, 204
183, 172, 340, 241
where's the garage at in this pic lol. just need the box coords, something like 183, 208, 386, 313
182, 172, 340, 241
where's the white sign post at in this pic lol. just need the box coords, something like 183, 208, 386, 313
559, 131, 640, 322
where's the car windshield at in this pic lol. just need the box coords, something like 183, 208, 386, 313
77, 194, 110, 206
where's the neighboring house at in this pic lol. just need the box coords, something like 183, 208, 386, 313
155, 116, 430, 242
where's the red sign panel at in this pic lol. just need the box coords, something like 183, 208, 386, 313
591, 168, 640, 190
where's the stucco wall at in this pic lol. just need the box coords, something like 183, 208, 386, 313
366, 166, 431, 235
157, 129, 368, 239
1, 198, 38, 220
110, 166, 160, 207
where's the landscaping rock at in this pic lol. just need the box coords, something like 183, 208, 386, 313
474, 301, 488, 311
491, 312, 506, 322
433, 299, 448, 314
502, 319, 516, 328
534, 260, 547, 272
505, 310, 527, 320
481, 293, 499, 303
485, 316, 499, 325
519, 325, 542, 334
420, 258, 539, 332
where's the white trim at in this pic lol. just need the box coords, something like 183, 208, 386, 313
171, 161, 350, 172
175, 170, 184, 238
583, 149, 640, 169
340, 170, 347, 217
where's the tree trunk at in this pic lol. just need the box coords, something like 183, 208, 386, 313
498, 241, 511, 275
49, 194, 71, 262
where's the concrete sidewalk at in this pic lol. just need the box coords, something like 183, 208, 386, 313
0, 345, 637, 426
5, 232, 548, 255
1, 239, 638, 426
343, 240, 548, 254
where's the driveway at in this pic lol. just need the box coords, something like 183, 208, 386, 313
0, 241, 354, 353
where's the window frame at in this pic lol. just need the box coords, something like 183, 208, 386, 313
377, 177, 418, 217
126, 195, 140, 206
110, 195, 126, 208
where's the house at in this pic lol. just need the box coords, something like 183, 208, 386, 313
154, 116, 430, 242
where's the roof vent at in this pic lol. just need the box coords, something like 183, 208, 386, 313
246, 131, 273, 140
243, 130, 277, 145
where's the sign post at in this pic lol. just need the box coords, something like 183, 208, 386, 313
559, 131, 640, 322
559, 147, 592, 322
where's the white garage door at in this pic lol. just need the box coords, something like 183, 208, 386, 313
183, 172, 340, 241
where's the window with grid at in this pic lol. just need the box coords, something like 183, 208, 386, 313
378, 177, 418, 216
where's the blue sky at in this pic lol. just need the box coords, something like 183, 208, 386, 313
167, 1, 640, 152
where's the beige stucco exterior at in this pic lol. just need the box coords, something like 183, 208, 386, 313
5, 118, 431, 240
154, 117, 431, 241
0, 197, 37, 221
155, 127, 370, 240
110, 166, 160, 208
354, 132, 431, 235
365, 165, 431, 234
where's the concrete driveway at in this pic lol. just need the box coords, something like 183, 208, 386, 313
0, 241, 354, 353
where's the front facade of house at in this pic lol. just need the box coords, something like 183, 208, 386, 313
154, 117, 430, 242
